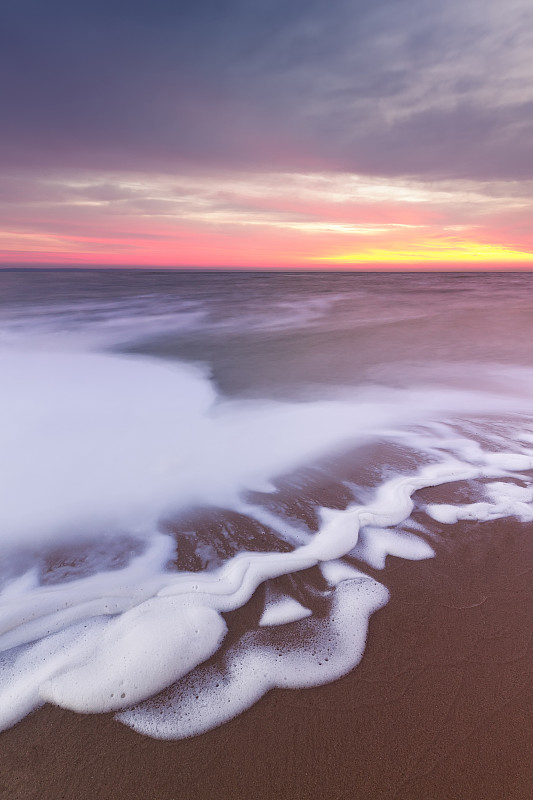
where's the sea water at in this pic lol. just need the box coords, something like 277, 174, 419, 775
1, 269, 533, 738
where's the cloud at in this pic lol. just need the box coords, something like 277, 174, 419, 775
2, 0, 533, 180
2, 1, 533, 266
1, 169, 532, 266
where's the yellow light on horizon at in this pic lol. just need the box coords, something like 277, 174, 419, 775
314, 239, 533, 264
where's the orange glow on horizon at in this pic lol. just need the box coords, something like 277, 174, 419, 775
3, 171, 533, 270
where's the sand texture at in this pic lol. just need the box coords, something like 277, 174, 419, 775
1, 516, 532, 800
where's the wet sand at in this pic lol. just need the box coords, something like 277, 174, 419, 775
1, 516, 532, 800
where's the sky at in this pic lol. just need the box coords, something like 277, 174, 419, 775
2, 0, 533, 269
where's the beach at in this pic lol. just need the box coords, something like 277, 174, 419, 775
1, 270, 533, 798
4, 0, 533, 791
1, 508, 532, 800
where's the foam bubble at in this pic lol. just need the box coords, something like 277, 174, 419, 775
0, 618, 109, 731
41, 600, 227, 713
118, 577, 389, 740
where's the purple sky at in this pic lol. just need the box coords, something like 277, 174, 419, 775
2, 0, 533, 267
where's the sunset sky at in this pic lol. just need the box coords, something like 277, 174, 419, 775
2, 0, 533, 269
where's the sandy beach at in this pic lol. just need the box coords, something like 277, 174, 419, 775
4, 0, 533, 783
1, 512, 531, 800
3, 272, 533, 799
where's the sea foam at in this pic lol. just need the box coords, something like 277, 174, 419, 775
2, 347, 533, 738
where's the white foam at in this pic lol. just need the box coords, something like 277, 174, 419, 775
4, 345, 533, 739
1, 570, 40, 599
40, 600, 227, 713
426, 480, 533, 524
487, 481, 533, 502
1, 350, 530, 550
319, 560, 369, 584
259, 584, 312, 627
118, 577, 389, 740
351, 528, 435, 570
484, 452, 533, 471
0, 618, 109, 731
1, 434, 530, 736
0, 533, 174, 653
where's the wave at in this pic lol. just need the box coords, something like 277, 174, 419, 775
2, 345, 533, 738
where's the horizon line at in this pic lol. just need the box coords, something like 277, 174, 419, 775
2, 262, 533, 273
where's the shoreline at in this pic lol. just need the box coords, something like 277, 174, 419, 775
1, 516, 532, 800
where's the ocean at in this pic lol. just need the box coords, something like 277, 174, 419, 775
1, 268, 533, 740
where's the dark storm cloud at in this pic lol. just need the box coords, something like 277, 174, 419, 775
1, 0, 533, 180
